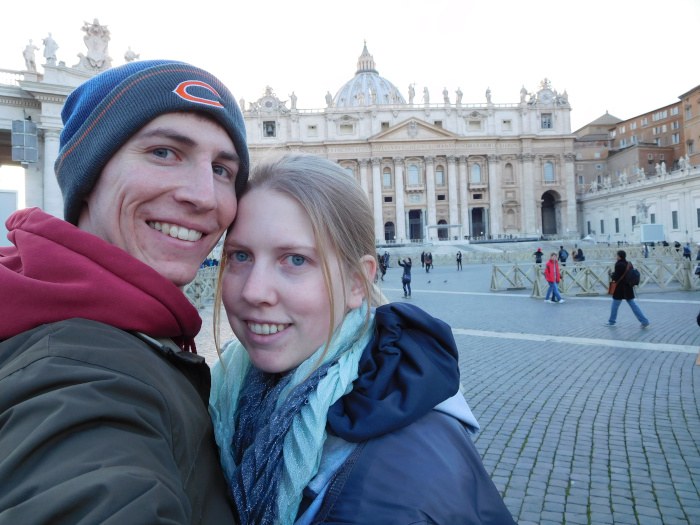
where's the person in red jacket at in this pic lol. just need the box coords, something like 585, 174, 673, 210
544, 252, 565, 304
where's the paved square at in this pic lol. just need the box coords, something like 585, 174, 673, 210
196, 262, 700, 525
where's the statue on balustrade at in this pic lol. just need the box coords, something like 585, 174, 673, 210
408, 84, 415, 104
124, 46, 140, 63
422, 87, 430, 104
43, 33, 59, 65
74, 19, 111, 72
23, 40, 39, 71
455, 87, 463, 105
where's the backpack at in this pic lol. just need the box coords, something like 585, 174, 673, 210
560, 250, 568, 261
626, 264, 640, 286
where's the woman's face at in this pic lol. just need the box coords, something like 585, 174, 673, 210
222, 189, 364, 373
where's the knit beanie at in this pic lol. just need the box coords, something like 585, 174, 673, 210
55, 60, 249, 224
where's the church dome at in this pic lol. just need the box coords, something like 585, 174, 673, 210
332, 44, 406, 108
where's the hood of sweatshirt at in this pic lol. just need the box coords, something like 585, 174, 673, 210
0, 208, 201, 350
327, 302, 463, 442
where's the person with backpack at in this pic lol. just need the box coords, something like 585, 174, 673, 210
558, 245, 568, 266
683, 243, 692, 260
604, 250, 649, 328
533, 248, 543, 265
425, 252, 433, 273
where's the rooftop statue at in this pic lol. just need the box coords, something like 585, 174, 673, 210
124, 46, 140, 63
43, 33, 59, 66
23, 40, 39, 71
74, 19, 111, 72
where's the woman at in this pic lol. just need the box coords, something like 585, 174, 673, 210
456, 250, 463, 271
209, 154, 515, 524
544, 252, 565, 304
398, 256, 412, 298
604, 250, 649, 327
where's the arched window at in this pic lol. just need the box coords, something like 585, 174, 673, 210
408, 164, 419, 185
382, 167, 392, 187
436, 166, 445, 185
504, 163, 514, 182
471, 164, 481, 183
544, 162, 554, 181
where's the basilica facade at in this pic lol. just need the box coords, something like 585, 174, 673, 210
241, 45, 578, 243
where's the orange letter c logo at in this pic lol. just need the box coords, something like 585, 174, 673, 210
173, 81, 224, 108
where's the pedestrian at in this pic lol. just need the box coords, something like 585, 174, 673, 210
544, 253, 565, 304
377, 252, 387, 281
208, 154, 517, 523
558, 245, 569, 266
398, 256, 413, 297
604, 250, 649, 328
0, 60, 248, 522
644, 244, 649, 258
683, 243, 691, 260
384, 251, 390, 268
425, 251, 433, 273
456, 250, 462, 271
421, 251, 425, 268
533, 247, 543, 264
576, 247, 584, 262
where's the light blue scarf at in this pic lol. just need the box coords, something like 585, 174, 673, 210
210, 302, 374, 524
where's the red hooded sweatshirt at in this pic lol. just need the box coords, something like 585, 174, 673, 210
0, 208, 201, 351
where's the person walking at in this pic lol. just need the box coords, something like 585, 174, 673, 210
544, 253, 565, 304
533, 248, 543, 265
421, 251, 425, 268
604, 250, 649, 328
377, 252, 387, 281
425, 252, 433, 273
644, 244, 650, 258
398, 256, 412, 298
456, 251, 462, 271
683, 243, 692, 260
384, 251, 390, 268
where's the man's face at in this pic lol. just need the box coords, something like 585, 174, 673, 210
77, 112, 240, 287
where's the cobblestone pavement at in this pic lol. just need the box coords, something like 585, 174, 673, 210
195, 262, 700, 525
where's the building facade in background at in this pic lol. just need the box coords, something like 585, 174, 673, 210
241, 45, 578, 243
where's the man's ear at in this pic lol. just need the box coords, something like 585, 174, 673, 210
346, 255, 376, 309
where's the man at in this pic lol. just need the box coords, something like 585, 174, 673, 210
0, 60, 248, 523
544, 253, 565, 304
558, 245, 568, 266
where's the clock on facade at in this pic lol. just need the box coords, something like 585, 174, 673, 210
539, 89, 553, 104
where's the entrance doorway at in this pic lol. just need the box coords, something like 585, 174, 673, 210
471, 208, 486, 237
408, 210, 422, 241
541, 191, 558, 235
384, 222, 395, 242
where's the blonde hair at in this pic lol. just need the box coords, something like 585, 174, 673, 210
214, 153, 387, 359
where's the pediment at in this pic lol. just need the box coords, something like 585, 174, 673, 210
370, 118, 459, 142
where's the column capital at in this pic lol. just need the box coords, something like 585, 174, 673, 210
359, 158, 370, 167
393, 156, 405, 166
563, 152, 576, 161
456, 155, 467, 164
487, 154, 501, 163
424, 155, 435, 164
371, 157, 382, 166
518, 153, 535, 162
447, 155, 457, 164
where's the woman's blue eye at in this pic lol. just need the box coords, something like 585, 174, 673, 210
234, 252, 249, 262
290, 255, 306, 266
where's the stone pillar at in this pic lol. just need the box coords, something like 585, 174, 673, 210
359, 158, 369, 198
42, 129, 62, 218
487, 154, 501, 236
447, 155, 458, 229
371, 157, 383, 243
563, 153, 578, 235
393, 157, 406, 242
458, 156, 469, 239
520, 153, 536, 235
424, 155, 436, 240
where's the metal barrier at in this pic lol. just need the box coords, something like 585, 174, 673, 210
183, 266, 219, 309
491, 259, 698, 297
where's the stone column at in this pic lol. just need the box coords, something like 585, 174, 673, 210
371, 157, 383, 243
520, 153, 536, 235
359, 158, 369, 198
424, 155, 436, 240
563, 153, 578, 235
393, 157, 406, 242
447, 155, 458, 229
487, 154, 501, 236
42, 129, 63, 217
458, 156, 469, 238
